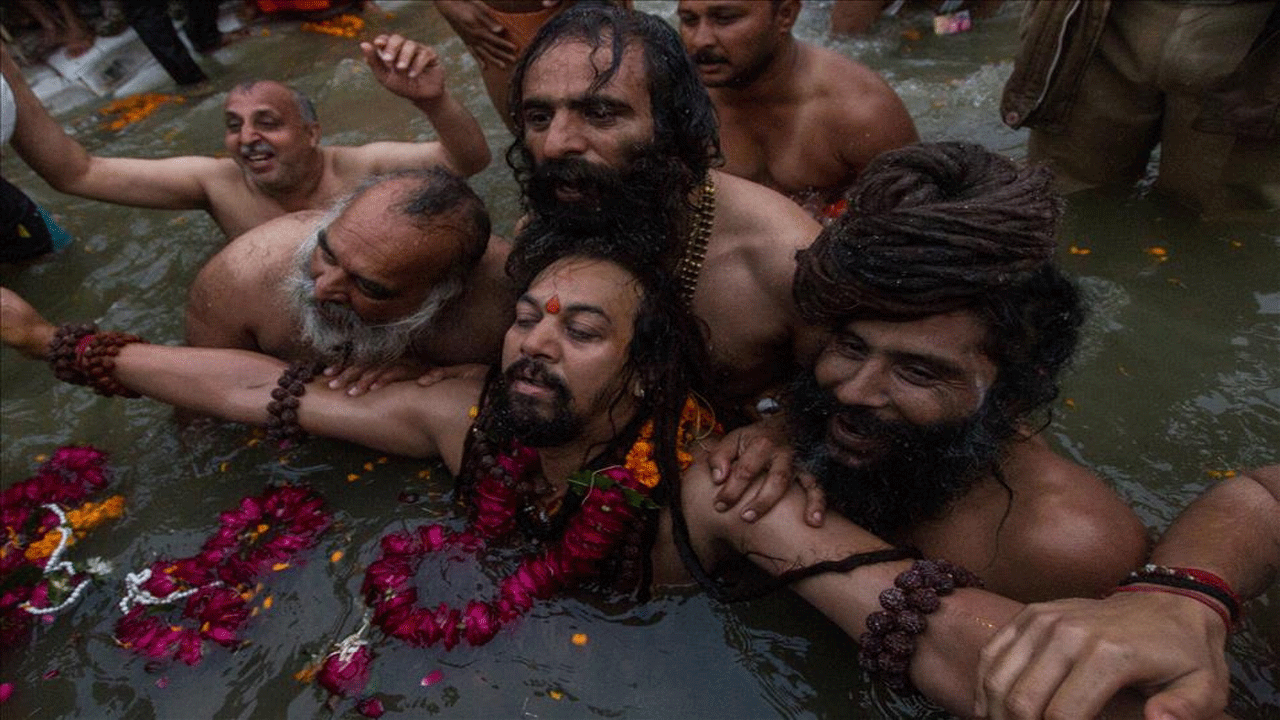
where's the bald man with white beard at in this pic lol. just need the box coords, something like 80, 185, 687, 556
184, 169, 515, 393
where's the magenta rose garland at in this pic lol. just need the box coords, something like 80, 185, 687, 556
1, 446, 116, 647
114, 484, 330, 665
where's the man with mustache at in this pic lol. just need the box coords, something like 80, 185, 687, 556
0, 34, 490, 241
185, 168, 515, 391
507, 3, 824, 427
675, 0, 917, 221
763, 141, 1147, 602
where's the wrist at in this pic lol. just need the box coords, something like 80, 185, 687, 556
413, 93, 450, 115
1112, 564, 1242, 632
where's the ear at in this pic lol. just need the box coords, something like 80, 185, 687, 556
631, 378, 646, 399
775, 0, 801, 33
307, 122, 322, 148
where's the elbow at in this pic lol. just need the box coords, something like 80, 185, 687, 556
453, 146, 492, 178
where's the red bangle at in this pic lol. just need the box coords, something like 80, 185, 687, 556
1111, 584, 1233, 632
1169, 566, 1243, 608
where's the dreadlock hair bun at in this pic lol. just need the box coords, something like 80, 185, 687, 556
795, 141, 1062, 324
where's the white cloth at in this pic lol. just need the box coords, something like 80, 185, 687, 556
1, 73, 15, 146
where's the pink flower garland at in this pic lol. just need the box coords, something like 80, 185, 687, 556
318, 444, 655, 698
1, 446, 111, 647
114, 485, 330, 665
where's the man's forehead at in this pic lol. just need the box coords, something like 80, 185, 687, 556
225, 82, 295, 112
527, 258, 641, 314
836, 311, 991, 358
525, 39, 650, 99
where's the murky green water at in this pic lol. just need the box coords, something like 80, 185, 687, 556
2, 2, 1276, 718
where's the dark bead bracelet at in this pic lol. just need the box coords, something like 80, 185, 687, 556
266, 361, 323, 447
46, 324, 145, 397
857, 559, 982, 691
79, 331, 145, 397
47, 322, 99, 385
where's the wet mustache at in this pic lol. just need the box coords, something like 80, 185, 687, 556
692, 50, 728, 64
505, 358, 567, 392
534, 158, 617, 187
240, 140, 273, 155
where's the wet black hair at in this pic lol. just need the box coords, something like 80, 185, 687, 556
794, 141, 1083, 427
459, 216, 712, 594
505, 3, 722, 203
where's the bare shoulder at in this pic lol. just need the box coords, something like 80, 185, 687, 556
711, 170, 820, 252
803, 43, 902, 106
189, 211, 320, 314
997, 435, 1150, 597
203, 211, 319, 282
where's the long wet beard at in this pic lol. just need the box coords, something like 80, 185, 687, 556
524, 144, 693, 248
488, 357, 585, 448
283, 235, 453, 366
785, 369, 1009, 538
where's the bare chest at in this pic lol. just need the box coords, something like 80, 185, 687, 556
715, 105, 851, 203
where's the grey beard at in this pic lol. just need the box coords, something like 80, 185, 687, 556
283, 232, 459, 366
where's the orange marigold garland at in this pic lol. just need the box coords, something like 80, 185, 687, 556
98, 93, 185, 131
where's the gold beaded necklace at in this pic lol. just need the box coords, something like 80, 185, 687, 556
675, 174, 716, 306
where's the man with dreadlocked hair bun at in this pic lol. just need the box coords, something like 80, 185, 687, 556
716, 141, 1148, 604
795, 141, 1061, 318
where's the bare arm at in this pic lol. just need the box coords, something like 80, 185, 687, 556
679, 455, 1020, 715
434, 1, 518, 70
351, 34, 491, 177
1, 287, 477, 470
835, 75, 918, 181
2, 47, 216, 209
975, 467, 1280, 720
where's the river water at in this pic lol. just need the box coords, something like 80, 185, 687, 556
1, 2, 1277, 718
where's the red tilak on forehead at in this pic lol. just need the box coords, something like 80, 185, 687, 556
545, 295, 561, 314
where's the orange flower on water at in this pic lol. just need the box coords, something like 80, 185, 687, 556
24, 495, 125, 562
302, 14, 364, 38
99, 93, 184, 131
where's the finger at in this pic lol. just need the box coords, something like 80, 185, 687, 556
705, 433, 743, 484
327, 366, 363, 391
416, 368, 446, 387
394, 41, 420, 72
999, 643, 1081, 720
473, 5, 507, 35
796, 471, 825, 526
737, 457, 793, 523
473, 43, 512, 70
715, 438, 774, 511
1037, 653, 1139, 720
976, 610, 1044, 719
352, 369, 390, 396
379, 34, 406, 66
407, 46, 436, 77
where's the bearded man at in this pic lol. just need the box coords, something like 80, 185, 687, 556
773, 141, 1148, 603
184, 168, 515, 392
505, 3, 824, 418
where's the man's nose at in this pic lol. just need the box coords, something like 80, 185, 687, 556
520, 319, 560, 361
312, 267, 349, 304
688, 20, 716, 51
542, 113, 587, 159
833, 361, 890, 410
